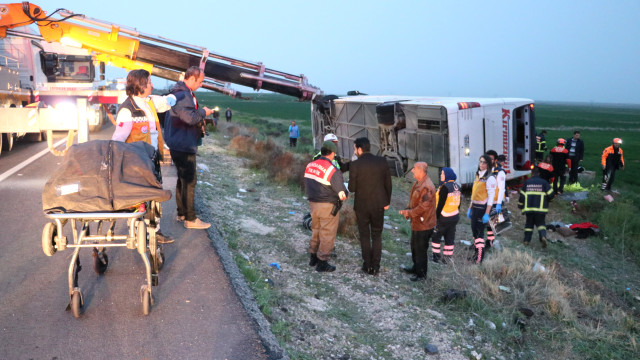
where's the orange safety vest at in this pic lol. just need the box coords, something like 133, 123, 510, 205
601, 146, 624, 168
437, 181, 461, 217
471, 173, 492, 202
117, 97, 165, 161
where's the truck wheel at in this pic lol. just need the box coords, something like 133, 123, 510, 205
26, 131, 46, 142
2, 133, 14, 151
89, 106, 105, 133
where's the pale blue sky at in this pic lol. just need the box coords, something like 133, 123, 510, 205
35, 0, 640, 104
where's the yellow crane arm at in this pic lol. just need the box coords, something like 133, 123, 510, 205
0, 2, 322, 100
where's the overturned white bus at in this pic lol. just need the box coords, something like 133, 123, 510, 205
311, 95, 536, 185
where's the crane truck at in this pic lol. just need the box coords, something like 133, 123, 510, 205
0, 2, 322, 157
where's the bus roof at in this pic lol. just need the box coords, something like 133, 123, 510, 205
334, 95, 534, 109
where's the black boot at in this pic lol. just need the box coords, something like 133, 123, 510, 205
309, 253, 318, 267
316, 260, 336, 272
432, 253, 441, 263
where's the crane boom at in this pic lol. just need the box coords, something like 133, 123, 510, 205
0, 2, 323, 100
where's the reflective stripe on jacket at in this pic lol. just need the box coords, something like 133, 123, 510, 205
436, 181, 461, 217
518, 176, 554, 213
304, 158, 336, 185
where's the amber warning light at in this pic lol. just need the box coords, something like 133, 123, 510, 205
458, 102, 481, 110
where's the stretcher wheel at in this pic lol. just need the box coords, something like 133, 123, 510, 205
141, 286, 151, 315
159, 251, 165, 270
71, 289, 83, 318
42, 222, 58, 256
136, 221, 147, 255
156, 246, 165, 271
92, 249, 109, 274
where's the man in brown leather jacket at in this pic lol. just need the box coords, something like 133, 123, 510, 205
399, 162, 436, 281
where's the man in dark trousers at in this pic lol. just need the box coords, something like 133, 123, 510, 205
163, 66, 215, 229
348, 137, 392, 275
225, 107, 232, 122
518, 166, 554, 248
565, 130, 584, 184
399, 162, 436, 281
601, 137, 625, 191
550, 138, 570, 195
304, 141, 348, 272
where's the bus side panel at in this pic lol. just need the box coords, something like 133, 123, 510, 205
446, 108, 461, 182
457, 107, 484, 185
334, 102, 381, 159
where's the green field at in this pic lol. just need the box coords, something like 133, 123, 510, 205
535, 102, 640, 189
193, 93, 640, 359
197, 93, 640, 190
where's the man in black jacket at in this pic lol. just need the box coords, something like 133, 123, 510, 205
565, 130, 584, 184
348, 137, 392, 275
163, 66, 215, 230
304, 141, 348, 272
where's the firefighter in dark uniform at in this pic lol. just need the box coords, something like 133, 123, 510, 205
431, 167, 461, 264
518, 166, 554, 248
601, 138, 625, 191
535, 130, 547, 163
549, 138, 570, 195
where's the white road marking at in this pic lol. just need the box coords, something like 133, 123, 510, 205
0, 138, 67, 183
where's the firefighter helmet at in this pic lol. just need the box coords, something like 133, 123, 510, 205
324, 133, 338, 142
557, 138, 566, 145
613, 138, 622, 144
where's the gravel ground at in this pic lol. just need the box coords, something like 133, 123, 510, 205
191, 127, 490, 360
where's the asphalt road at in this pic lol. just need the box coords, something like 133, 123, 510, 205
0, 125, 269, 359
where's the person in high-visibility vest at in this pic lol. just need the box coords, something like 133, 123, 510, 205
518, 166, 554, 247
485, 150, 506, 251
304, 141, 348, 272
466, 154, 496, 264
431, 167, 461, 264
535, 130, 547, 163
112, 69, 176, 243
601, 138, 625, 191
313, 133, 349, 172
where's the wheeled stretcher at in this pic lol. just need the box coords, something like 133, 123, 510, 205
41, 140, 171, 318
489, 206, 512, 235
43, 201, 164, 317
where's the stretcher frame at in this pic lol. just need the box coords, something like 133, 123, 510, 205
42, 201, 164, 318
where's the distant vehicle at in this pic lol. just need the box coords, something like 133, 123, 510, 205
311, 95, 536, 185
